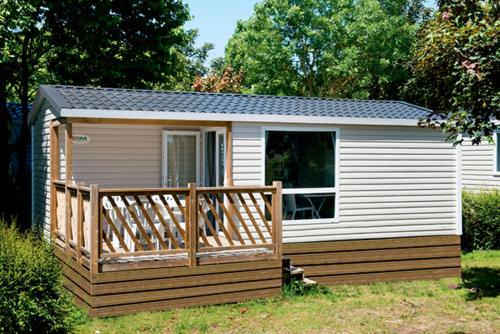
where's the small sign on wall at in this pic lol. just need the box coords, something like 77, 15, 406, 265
72, 134, 90, 145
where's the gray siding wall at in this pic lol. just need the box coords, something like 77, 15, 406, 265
232, 122, 459, 243
31, 102, 58, 238
33, 117, 460, 243
70, 123, 163, 188
461, 138, 500, 190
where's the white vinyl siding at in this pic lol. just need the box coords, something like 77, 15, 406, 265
32, 110, 459, 244
31, 102, 59, 238
233, 122, 459, 243
461, 137, 500, 190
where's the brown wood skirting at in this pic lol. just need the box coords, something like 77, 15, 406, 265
283, 235, 461, 285
54, 248, 282, 317
56, 235, 461, 317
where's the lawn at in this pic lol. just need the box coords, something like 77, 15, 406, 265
75, 251, 500, 334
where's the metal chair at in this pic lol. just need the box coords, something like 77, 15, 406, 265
284, 194, 314, 220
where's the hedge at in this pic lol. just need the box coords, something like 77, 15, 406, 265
462, 190, 500, 251
0, 222, 79, 333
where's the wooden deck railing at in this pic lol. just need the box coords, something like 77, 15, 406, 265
52, 181, 282, 272
53, 181, 92, 265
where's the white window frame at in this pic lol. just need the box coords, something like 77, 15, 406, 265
162, 130, 201, 187
261, 125, 340, 223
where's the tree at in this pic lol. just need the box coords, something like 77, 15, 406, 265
405, 0, 499, 144
225, 0, 428, 99
170, 28, 214, 91
208, 57, 226, 76
0, 0, 49, 228
45, 0, 191, 89
0, 0, 202, 228
192, 65, 244, 93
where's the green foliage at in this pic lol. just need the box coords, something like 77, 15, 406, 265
405, 0, 499, 145
172, 28, 214, 91
462, 190, 500, 251
225, 0, 427, 99
45, 0, 191, 89
0, 222, 80, 333
282, 278, 331, 298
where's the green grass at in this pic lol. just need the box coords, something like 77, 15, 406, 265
75, 251, 500, 334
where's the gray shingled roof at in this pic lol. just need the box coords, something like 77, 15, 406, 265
38, 85, 430, 120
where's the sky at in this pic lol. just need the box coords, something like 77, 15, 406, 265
184, 0, 437, 64
183, 0, 259, 63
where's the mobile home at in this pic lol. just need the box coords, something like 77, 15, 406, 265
30, 85, 461, 316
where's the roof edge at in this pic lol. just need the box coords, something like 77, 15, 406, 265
40, 84, 430, 108
61, 108, 421, 127
28, 85, 67, 125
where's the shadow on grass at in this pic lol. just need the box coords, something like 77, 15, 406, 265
461, 267, 500, 300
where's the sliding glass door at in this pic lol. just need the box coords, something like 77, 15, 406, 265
162, 131, 200, 188
162, 128, 226, 190
203, 129, 226, 187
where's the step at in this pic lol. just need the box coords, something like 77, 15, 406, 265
303, 277, 318, 287
285, 266, 304, 276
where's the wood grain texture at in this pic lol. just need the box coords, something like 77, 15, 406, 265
90, 287, 280, 318
284, 235, 461, 284
56, 245, 282, 317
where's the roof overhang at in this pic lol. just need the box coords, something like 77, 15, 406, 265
28, 86, 64, 125
59, 108, 420, 127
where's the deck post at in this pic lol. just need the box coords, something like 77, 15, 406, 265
64, 184, 71, 253
272, 181, 283, 262
64, 122, 73, 252
49, 121, 60, 241
188, 183, 198, 266
89, 184, 100, 276
76, 182, 83, 264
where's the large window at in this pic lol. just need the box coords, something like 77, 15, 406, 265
264, 129, 338, 221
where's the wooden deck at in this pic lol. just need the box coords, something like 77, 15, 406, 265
51, 180, 283, 316
56, 247, 282, 317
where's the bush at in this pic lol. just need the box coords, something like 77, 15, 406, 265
462, 190, 500, 251
0, 222, 78, 333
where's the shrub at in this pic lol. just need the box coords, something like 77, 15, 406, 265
0, 222, 78, 333
462, 190, 500, 251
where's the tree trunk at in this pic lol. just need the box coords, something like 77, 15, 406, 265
17, 87, 31, 231
16, 25, 33, 230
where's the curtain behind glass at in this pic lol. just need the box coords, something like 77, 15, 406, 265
166, 134, 197, 187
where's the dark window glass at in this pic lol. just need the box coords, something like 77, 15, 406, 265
265, 131, 336, 188
283, 193, 335, 220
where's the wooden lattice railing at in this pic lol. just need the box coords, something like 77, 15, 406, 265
52, 181, 282, 272
98, 188, 190, 258
53, 181, 92, 265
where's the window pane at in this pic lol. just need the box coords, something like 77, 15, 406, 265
283, 193, 335, 220
265, 131, 336, 188
166, 134, 197, 187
